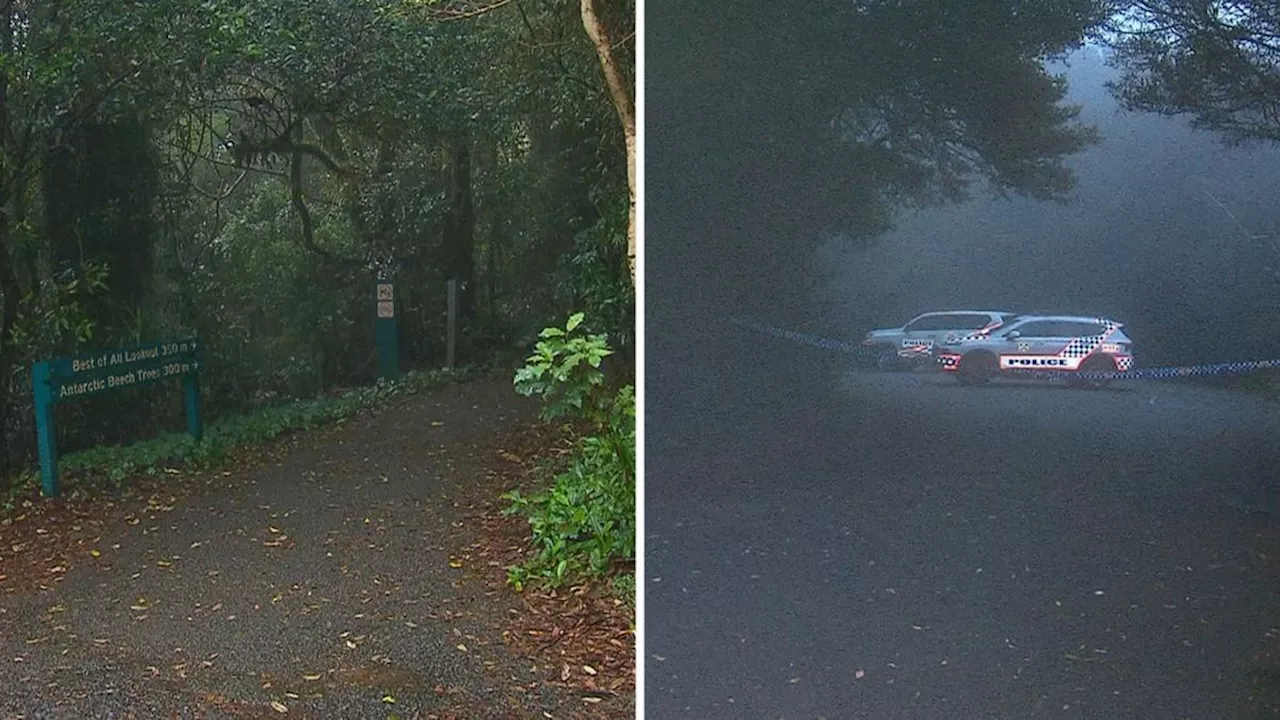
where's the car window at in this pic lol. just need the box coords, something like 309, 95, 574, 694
1059, 321, 1107, 336
961, 314, 995, 329
905, 315, 945, 332
1009, 320, 1056, 337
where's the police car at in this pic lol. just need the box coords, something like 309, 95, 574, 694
860, 310, 1018, 370
934, 314, 1134, 386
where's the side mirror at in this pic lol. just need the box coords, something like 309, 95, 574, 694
1006, 330, 1021, 339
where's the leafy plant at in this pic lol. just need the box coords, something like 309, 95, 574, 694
513, 312, 614, 423
504, 314, 634, 591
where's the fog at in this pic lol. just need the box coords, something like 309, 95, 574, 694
817, 47, 1280, 366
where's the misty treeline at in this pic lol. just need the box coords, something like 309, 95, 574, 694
0, 0, 633, 481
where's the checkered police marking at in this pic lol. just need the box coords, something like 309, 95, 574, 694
1061, 320, 1117, 359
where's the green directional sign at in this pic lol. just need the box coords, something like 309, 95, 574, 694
49, 338, 201, 400
33, 337, 203, 498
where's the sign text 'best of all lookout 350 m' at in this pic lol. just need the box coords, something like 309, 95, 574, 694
55, 339, 200, 400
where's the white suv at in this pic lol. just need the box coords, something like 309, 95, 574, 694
860, 310, 1018, 370
935, 315, 1134, 386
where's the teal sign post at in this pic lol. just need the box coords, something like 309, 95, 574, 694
32, 337, 202, 498
375, 269, 400, 380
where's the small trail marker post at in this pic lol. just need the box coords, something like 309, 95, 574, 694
376, 269, 400, 380
446, 278, 458, 369
32, 337, 203, 498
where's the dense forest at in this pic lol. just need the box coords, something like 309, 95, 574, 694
0, 0, 634, 483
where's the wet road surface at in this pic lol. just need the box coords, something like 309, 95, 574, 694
646, 329, 1280, 718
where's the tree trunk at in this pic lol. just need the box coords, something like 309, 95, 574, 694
580, 0, 636, 287
0, 5, 18, 476
481, 143, 501, 329
444, 134, 475, 326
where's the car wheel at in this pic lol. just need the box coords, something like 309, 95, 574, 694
1072, 355, 1113, 389
874, 347, 902, 371
956, 351, 997, 385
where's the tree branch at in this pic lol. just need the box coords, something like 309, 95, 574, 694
289, 149, 362, 266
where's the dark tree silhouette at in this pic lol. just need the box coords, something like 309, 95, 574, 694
647, 0, 1107, 312
1105, 0, 1280, 143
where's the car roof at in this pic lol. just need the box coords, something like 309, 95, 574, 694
916, 310, 1016, 317
1009, 314, 1123, 325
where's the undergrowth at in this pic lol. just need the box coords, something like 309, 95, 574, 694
502, 312, 635, 592
3, 364, 488, 509
610, 572, 636, 610
1232, 367, 1280, 402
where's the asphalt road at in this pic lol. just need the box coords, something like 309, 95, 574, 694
645, 326, 1280, 719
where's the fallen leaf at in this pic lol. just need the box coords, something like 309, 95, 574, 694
302, 673, 322, 681
270, 700, 288, 713
582, 665, 597, 676
448, 559, 463, 568
456, 644, 467, 652
382, 695, 396, 704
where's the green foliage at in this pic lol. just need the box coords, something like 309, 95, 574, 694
44, 116, 160, 335
558, 198, 632, 343
49, 366, 484, 493
10, 263, 109, 356
609, 572, 636, 610
504, 315, 634, 591
513, 312, 613, 423
0, 0, 632, 484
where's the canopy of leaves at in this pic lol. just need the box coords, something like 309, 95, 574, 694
647, 0, 1106, 309
0, 0, 634, 479
1104, 0, 1280, 144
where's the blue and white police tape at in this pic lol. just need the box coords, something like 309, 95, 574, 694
729, 316, 1280, 382
729, 316, 867, 355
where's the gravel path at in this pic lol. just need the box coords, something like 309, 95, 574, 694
0, 375, 604, 719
